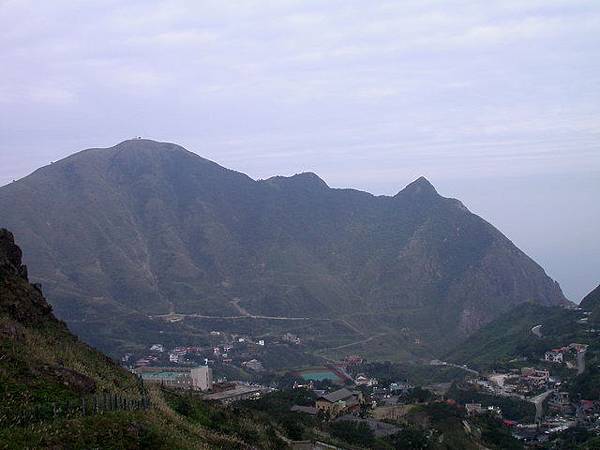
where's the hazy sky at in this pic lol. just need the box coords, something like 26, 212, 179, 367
1, 0, 599, 301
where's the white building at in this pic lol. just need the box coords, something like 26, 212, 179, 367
544, 350, 564, 363
191, 366, 213, 391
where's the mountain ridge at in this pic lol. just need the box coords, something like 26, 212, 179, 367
0, 139, 568, 358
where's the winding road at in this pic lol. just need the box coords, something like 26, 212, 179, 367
151, 311, 333, 321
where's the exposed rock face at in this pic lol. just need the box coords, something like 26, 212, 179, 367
0, 229, 107, 395
0, 140, 569, 355
0, 228, 28, 280
0, 229, 52, 323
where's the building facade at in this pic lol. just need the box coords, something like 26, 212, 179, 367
191, 366, 213, 391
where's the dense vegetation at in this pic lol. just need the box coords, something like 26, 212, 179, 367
402, 402, 523, 450
329, 420, 375, 447
349, 360, 469, 385
238, 389, 318, 440
447, 384, 536, 422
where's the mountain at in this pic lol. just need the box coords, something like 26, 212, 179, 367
444, 302, 581, 369
0, 228, 289, 448
580, 284, 600, 324
446, 285, 600, 402
0, 139, 568, 358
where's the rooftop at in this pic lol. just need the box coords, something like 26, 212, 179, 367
318, 388, 358, 403
204, 385, 265, 401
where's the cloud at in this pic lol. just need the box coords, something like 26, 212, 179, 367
0, 0, 599, 176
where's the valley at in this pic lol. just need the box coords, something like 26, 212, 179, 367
0, 140, 597, 449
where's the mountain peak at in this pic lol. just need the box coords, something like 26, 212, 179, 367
112, 138, 186, 153
290, 172, 328, 187
396, 176, 438, 197
264, 172, 329, 190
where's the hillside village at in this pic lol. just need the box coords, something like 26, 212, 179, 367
125, 330, 306, 375
120, 314, 599, 449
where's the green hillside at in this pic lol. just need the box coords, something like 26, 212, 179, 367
446, 287, 600, 402
445, 303, 590, 369
0, 228, 286, 449
0, 139, 567, 361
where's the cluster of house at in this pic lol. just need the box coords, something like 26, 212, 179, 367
126, 327, 308, 372
126, 331, 269, 369
315, 388, 364, 416
465, 402, 502, 417
290, 387, 405, 438
362, 381, 414, 409
289, 387, 365, 418
342, 355, 364, 365
354, 373, 378, 387
544, 342, 587, 367
463, 366, 557, 399
281, 332, 301, 345
459, 361, 600, 442
131, 343, 207, 367
578, 400, 600, 429
168, 346, 204, 364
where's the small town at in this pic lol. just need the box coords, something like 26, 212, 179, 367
120, 323, 599, 449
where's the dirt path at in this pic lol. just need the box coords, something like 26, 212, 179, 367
229, 298, 251, 316
317, 332, 388, 353
151, 312, 333, 321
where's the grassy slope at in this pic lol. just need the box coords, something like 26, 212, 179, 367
0, 229, 286, 449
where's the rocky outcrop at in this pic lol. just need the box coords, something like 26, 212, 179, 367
0, 228, 52, 323
0, 228, 28, 280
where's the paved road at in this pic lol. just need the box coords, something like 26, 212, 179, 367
531, 389, 554, 423
152, 312, 332, 321
577, 350, 586, 375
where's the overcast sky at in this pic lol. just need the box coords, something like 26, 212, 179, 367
1, 0, 599, 301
